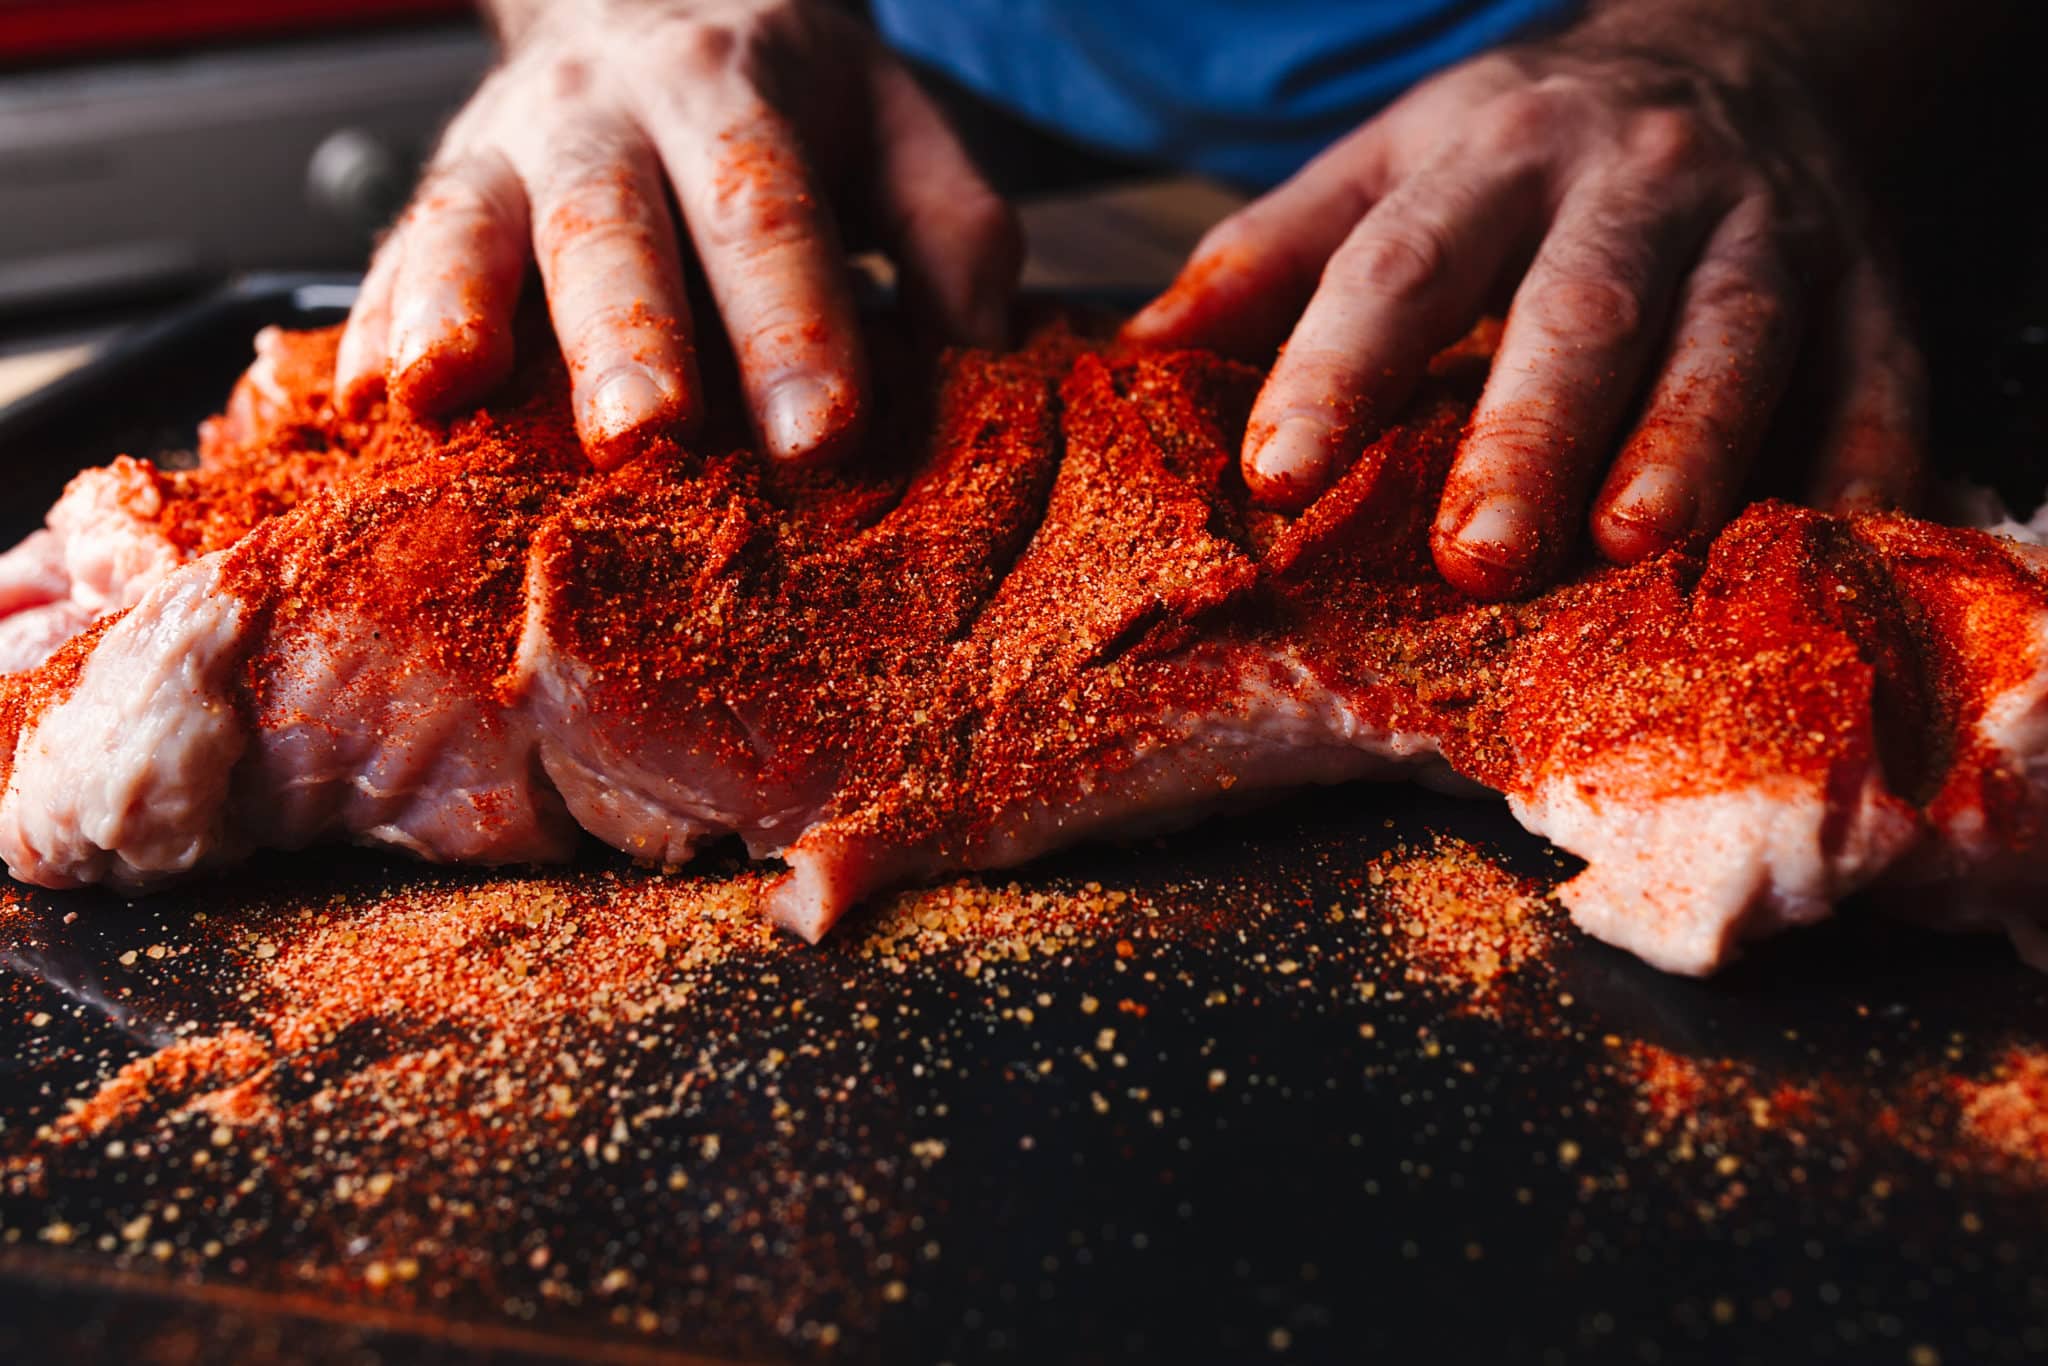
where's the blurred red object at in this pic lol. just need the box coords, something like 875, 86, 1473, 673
0, 0, 473, 64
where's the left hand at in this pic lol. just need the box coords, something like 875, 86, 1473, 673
1124, 32, 1927, 599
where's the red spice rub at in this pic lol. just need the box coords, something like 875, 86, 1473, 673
4, 316, 2046, 946
529, 338, 1071, 814
55, 1028, 272, 1142
0, 612, 121, 803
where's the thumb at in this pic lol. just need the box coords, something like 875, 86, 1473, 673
1121, 124, 1391, 357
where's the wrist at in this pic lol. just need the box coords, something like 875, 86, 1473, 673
1557, 0, 1980, 161
1543, 1, 1895, 178
1557, 4, 1813, 101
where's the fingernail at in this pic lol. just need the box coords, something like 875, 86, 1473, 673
386, 317, 447, 412
1247, 417, 1333, 507
335, 366, 383, 419
579, 366, 674, 470
386, 312, 433, 384
587, 366, 666, 440
1606, 465, 1695, 541
1121, 296, 1179, 342
1452, 493, 1541, 571
1830, 479, 1890, 514
1124, 247, 1245, 343
761, 375, 846, 462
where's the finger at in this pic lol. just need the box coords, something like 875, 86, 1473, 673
1590, 199, 1803, 563
635, 74, 864, 464
1238, 159, 1543, 508
384, 150, 531, 415
335, 230, 403, 417
527, 115, 701, 470
1122, 122, 1392, 354
1806, 257, 1928, 514
867, 61, 1021, 348
1433, 165, 1711, 598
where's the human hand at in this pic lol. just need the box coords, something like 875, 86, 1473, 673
1125, 25, 1926, 599
337, 0, 1021, 468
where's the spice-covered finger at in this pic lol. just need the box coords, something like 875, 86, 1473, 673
384, 152, 531, 415
1432, 173, 1698, 598
1807, 257, 1928, 514
529, 118, 700, 470
1121, 125, 1394, 356
336, 231, 404, 417
1239, 161, 1540, 509
867, 61, 1021, 348
638, 78, 865, 464
1590, 201, 1802, 564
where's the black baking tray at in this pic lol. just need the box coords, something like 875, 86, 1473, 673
0, 276, 2043, 1365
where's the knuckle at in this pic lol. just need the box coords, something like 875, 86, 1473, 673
1521, 269, 1645, 349
562, 299, 669, 355
1464, 404, 1571, 461
700, 201, 802, 266
648, 17, 743, 81
699, 137, 813, 254
1625, 108, 1708, 178
1259, 347, 1361, 418
547, 55, 592, 101
700, 186, 813, 260
1330, 221, 1447, 304
1632, 405, 1737, 462
1468, 89, 1562, 161
737, 301, 841, 374
1687, 260, 1793, 339
546, 214, 662, 276
645, 5, 799, 87
536, 159, 659, 256
412, 154, 522, 232
1453, 52, 1528, 96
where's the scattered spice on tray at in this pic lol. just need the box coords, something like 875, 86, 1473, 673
1946, 1046, 2048, 1178
1361, 836, 1562, 1010
0, 859, 1237, 1349
856, 878, 1151, 970
1, 829, 2045, 1359
54, 1029, 272, 1142
1610, 1040, 1822, 1160
1603, 1032, 2048, 1206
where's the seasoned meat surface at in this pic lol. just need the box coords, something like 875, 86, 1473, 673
2, 323, 2044, 975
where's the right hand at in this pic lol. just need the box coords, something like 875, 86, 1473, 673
336, 0, 1022, 469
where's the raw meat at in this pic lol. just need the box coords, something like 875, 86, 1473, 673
1, 323, 2044, 976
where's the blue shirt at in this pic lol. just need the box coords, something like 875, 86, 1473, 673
873, 0, 1579, 188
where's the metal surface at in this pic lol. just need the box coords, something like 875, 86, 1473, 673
0, 279, 2043, 1365
0, 27, 485, 311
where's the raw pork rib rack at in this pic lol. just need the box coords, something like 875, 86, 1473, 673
2, 324, 2045, 976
